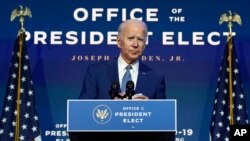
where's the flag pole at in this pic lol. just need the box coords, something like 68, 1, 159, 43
10, 5, 32, 141
219, 10, 242, 125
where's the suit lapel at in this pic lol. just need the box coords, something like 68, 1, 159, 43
107, 59, 119, 85
135, 62, 149, 92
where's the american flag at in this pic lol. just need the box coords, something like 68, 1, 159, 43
0, 33, 42, 141
210, 37, 249, 141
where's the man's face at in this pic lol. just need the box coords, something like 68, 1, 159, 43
117, 22, 146, 64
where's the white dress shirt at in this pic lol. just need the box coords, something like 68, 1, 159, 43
117, 55, 139, 90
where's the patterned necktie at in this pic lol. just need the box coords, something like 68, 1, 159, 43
120, 65, 132, 93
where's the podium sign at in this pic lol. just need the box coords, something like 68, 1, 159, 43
67, 100, 176, 132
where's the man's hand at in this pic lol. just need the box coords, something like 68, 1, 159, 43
113, 92, 127, 100
113, 93, 148, 100
132, 93, 148, 100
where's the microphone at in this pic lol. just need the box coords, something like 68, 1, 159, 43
125, 80, 135, 99
109, 83, 120, 99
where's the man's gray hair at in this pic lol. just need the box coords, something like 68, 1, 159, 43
118, 19, 148, 38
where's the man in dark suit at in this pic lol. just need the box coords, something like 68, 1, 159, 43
79, 19, 166, 99
71, 19, 173, 141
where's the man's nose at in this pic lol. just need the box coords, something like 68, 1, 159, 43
132, 39, 139, 47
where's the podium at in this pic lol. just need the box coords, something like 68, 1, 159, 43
67, 100, 176, 141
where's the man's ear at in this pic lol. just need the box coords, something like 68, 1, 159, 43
117, 37, 121, 48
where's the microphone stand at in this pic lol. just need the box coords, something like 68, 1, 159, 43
125, 81, 135, 99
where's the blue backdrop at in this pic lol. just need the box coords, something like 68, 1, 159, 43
1, 0, 250, 141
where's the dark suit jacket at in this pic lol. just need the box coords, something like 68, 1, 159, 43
79, 59, 166, 99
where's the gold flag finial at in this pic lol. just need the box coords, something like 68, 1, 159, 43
10, 5, 32, 35
219, 10, 242, 35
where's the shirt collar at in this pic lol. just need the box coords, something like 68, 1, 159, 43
118, 54, 139, 72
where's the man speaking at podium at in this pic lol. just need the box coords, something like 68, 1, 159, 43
72, 19, 172, 141
79, 19, 166, 100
